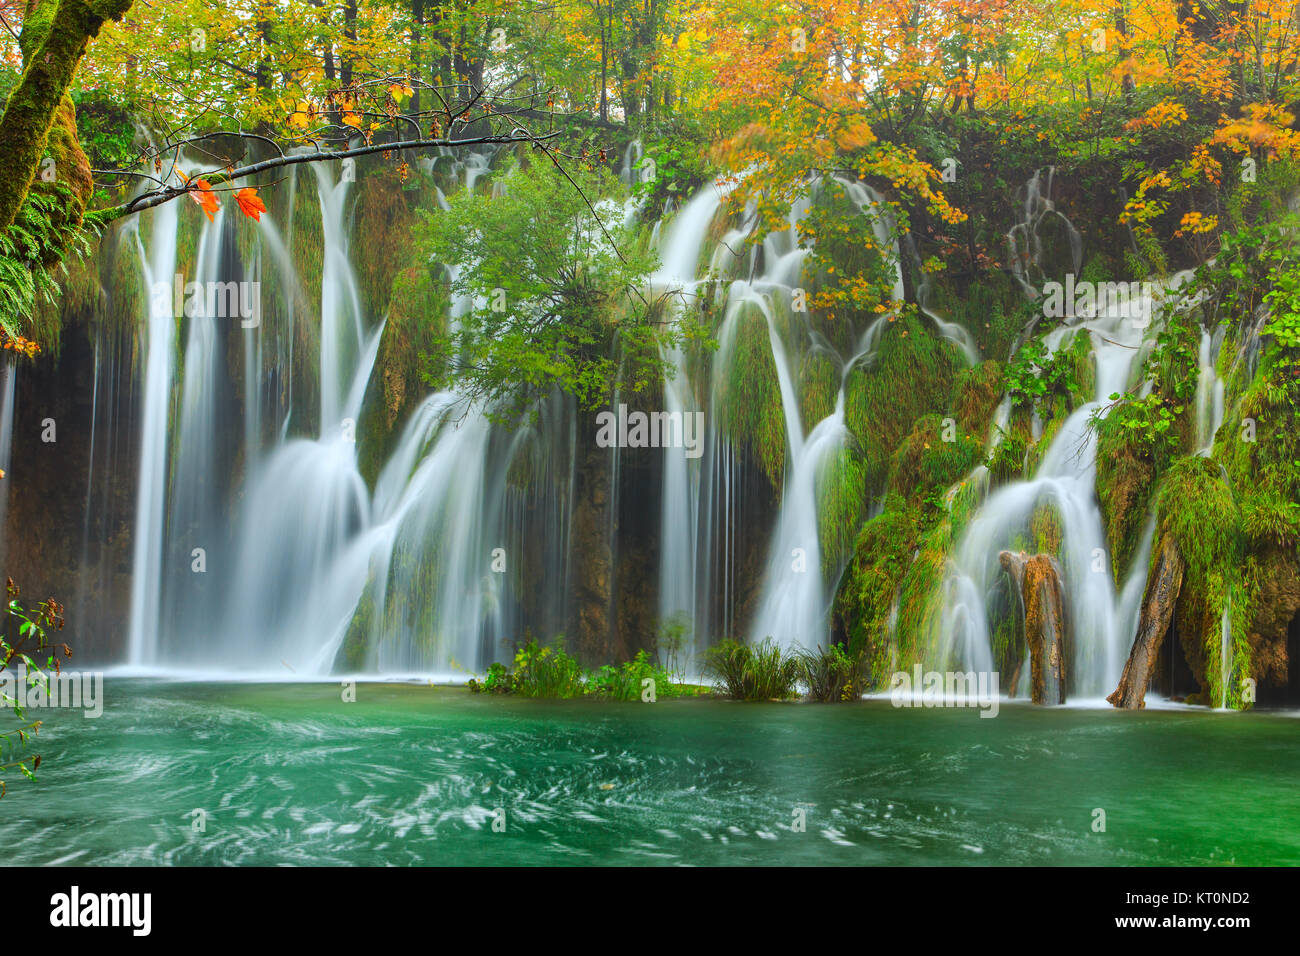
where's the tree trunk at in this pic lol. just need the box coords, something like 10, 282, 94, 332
0, 0, 135, 230
341, 0, 357, 88
409, 0, 423, 115
1108, 533, 1185, 709
1114, 3, 1136, 100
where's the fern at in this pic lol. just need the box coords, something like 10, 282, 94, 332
0, 185, 103, 339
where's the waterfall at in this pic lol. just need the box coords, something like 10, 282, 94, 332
939, 269, 1193, 696
647, 173, 972, 654
114, 151, 582, 676
1219, 600, 1233, 710
126, 192, 180, 665
105, 151, 1179, 682
652, 182, 733, 654
1195, 326, 1226, 454
1006, 166, 1083, 299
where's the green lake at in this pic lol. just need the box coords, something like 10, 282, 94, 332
2, 680, 1297, 866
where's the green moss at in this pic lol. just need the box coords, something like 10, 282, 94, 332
798, 348, 838, 430
845, 311, 962, 495
1095, 410, 1161, 580
0, 0, 132, 230
351, 165, 423, 317
336, 589, 375, 672
950, 359, 1003, 438
1152, 455, 1247, 706
1030, 498, 1064, 557
1066, 328, 1096, 403
835, 497, 917, 683
816, 443, 867, 578
886, 413, 982, 503
716, 306, 786, 489
1216, 353, 1300, 550
896, 522, 950, 670
922, 268, 1025, 360
356, 262, 449, 486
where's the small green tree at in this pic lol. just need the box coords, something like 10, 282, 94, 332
416, 157, 678, 421
656, 611, 691, 681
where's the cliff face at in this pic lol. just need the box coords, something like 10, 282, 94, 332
3, 321, 138, 664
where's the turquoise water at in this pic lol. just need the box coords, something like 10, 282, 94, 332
2, 680, 1298, 865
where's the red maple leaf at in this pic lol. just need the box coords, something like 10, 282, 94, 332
233, 187, 267, 221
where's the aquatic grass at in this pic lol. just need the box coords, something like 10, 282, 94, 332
701, 638, 800, 700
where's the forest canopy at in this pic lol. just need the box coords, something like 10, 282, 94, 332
0, 0, 1297, 341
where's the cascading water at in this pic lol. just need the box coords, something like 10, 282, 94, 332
118, 153, 580, 677
1006, 166, 1083, 299
125, 190, 180, 666
651, 176, 911, 655
103, 150, 1208, 690
652, 183, 731, 650
937, 250, 1194, 697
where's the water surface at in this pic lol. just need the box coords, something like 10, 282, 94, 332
3, 680, 1297, 866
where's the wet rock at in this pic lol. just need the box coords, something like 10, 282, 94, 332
1247, 548, 1300, 691
999, 550, 1068, 704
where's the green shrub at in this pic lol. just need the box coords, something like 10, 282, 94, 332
589, 650, 684, 701
468, 639, 588, 699
797, 643, 866, 702
1, 582, 69, 797
468, 642, 698, 700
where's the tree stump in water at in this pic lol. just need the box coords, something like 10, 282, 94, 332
999, 551, 1068, 704
1108, 533, 1185, 709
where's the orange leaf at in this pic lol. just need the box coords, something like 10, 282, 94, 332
189, 179, 220, 222
234, 187, 267, 221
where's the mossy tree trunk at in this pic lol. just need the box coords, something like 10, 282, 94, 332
0, 0, 135, 231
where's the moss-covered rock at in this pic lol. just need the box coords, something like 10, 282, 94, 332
845, 311, 962, 496
1095, 415, 1159, 580
715, 305, 786, 490
816, 442, 867, 579
834, 498, 918, 684
885, 412, 982, 503
950, 359, 1003, 438
1152, 455, 1245, 705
